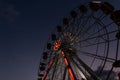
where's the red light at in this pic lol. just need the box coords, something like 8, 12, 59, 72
61, 51, 75, 80
48, 60, 53, 68
62, 51, 65, 57
42, 59, 54, 80
68, 68, 75, 80
42, 72, 47, 80
64, 58, 69, 66
54, 40, 61, 50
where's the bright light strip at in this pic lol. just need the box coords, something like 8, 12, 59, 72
76, 66, 87, 80
92, 0, 101, 3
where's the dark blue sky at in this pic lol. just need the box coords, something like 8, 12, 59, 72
0, 0, 120, 80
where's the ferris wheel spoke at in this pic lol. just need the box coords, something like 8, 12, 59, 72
73, 23, 97, 44
50, 60, 65, 80
78, 21, 114, 43
77, 29, 118, 44
115, 40, 119, 60
77, 50, 116, 63
65, 13, 98, 41
69, 14, 93, 36
92, 15, 111, 45
74, 12, 94, 32
62, 14, 85, 34
75, 15, 85, 33
73, 54, 101, 80
76, 17, 96, 38
76, 12, 107, 38
67, 55, 83, 79
55, 57, 66, 79
61, 51, 77, 80
98, 13, 107, 20
47, 55, 59, 79
92, 15, 110, 73
81, 17, 98, 34
79, 38, 117, 48
69, 55, 88, 80
89, 38, 100, 68
73, 23, 100, 46
84, 21, 108, 42
76, 23, 97, 42
41, 58, 55, 80
63, 67, 67, 80
51, 58, 58, 80
72, 20, 96, 44
105, 66, 114, 80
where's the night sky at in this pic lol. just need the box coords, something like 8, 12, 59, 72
0, 0, 120, 80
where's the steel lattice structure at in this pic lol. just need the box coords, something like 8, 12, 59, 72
37, 1, 120, 80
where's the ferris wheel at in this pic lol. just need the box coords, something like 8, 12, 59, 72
37, 1, 120, 80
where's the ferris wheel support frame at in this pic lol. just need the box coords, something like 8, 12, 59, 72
61, 51, 77, 80
42, 58, 55, 80
73, 54, 101, 80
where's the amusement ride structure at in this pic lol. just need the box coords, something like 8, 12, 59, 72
37, 1, 120, 80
